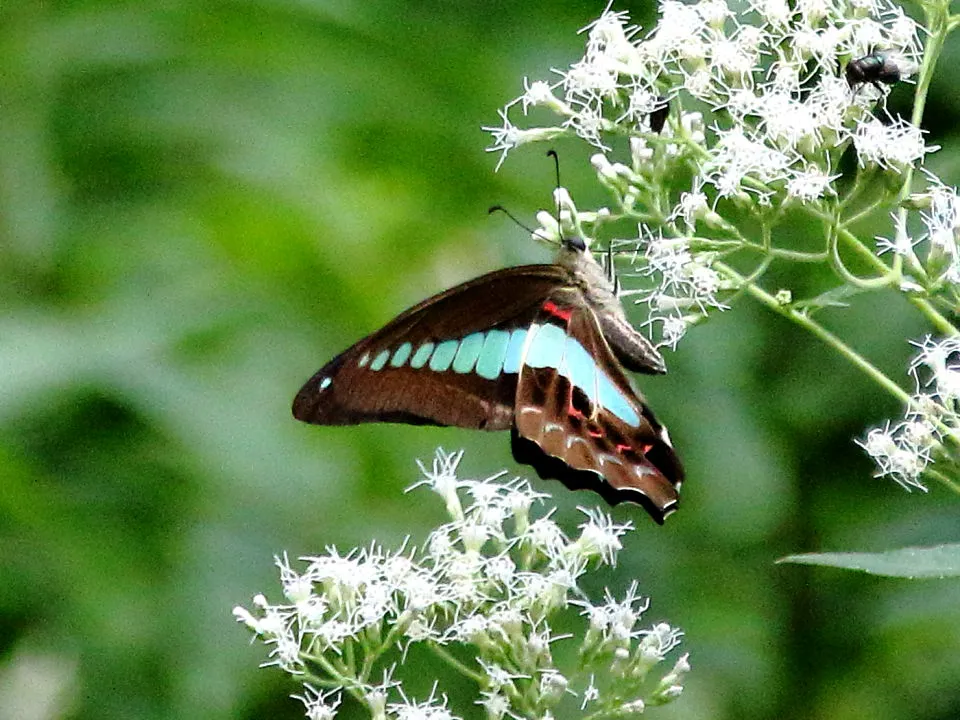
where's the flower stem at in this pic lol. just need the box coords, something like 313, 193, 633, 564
716, 261, 912, 406
924, 466, 960, 496
426, 641, 486, 684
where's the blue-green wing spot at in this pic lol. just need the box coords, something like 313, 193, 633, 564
526, 324, 640, 427
370, 349, 391, 371
390, 342, 413, 368
559, 338, 598, 406
358, 352, 370, 368
410, 342, 434, 369
319, 377, 332, 390
452, 332, 485, 374
502, 328, 529, 374
596, 372, 640, 426
429, 339, 459, 372
525, 323, 567, 369
475, 329, 511, 380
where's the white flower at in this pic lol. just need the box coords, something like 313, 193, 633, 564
659, 314, 689, 349
580, 675, 600, 709
910, 335, 960, 401
786, 166, 838, 201
874, 214, 916, 257
538, 670, 569, 703
638, 623, 685, 664
522, 516, 567, 558
482, 110, 563, 171
240, 447, 686, 717
749, 0, 792, 28
570, 506, 632, 566
674, 186, 710, 230
521, 77, 562, 113
293, 684, 341, 720
412, 448, 466, 519
651, 1, 710, 58
477, 690, 510, 720
857, 421, 930, 491
388, 685, 460, 720
278, 553, 314, 604
853, 118, 934, 170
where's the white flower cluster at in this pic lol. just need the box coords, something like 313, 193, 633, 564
859, 336, 960, 491
235, 449, 688, 720
487, 2, 960, 495
877, 174, 960, 288
485, 0, 928, 345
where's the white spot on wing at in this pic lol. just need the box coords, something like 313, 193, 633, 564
319, 377, 332, 391
597, 454, 623, 469
660, 426, 673, 447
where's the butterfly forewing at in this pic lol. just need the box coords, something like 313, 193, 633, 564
293, 265, 569, 429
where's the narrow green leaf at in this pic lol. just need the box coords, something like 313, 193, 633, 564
777, 543, 960, 578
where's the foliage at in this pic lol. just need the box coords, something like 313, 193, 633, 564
2, 1, 960, 720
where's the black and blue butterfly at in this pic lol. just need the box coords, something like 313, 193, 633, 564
292, 218, 685, 524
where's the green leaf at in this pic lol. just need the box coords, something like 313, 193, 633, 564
777, 543, 960, 578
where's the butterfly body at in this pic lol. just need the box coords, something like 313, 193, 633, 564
293, 238, 684, 523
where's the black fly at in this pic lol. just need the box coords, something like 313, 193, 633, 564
845, 51, 901, 94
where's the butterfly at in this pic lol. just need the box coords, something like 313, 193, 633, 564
292, 220, 684, 523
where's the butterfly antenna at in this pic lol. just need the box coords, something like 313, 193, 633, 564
547, 149, 563, 232
488, 205, 540, 238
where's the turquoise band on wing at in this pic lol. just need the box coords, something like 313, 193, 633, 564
390, 342, 412, 368
410, 342, 434, 369
452, 332, 484, 374
359, 324, 639, 426
475, 329, 511, 380
370, 349, 390, 371
428, 339, 459, 372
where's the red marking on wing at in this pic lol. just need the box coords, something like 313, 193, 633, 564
542, 300, 573, 322
567, 402, 586, 421
614, 442, 651, 456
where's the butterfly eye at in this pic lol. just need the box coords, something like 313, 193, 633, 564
565, 235, 587, 252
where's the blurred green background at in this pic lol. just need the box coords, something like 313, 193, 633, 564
2, 1, 959, 719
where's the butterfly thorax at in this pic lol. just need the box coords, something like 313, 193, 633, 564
556, 244, 666, 375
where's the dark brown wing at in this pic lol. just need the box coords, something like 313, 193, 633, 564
511, 290, 683, 523
293, 264, 570, 430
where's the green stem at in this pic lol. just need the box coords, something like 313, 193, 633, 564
763, 247, 829, 262
715, 261, 912, 406
924, 466, 960, 496
300, 651, 369, 704
832, 225, 956, 334
426, 641, 486, 684
909, 298, 957, 336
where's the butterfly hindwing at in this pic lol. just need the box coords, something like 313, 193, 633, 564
511, 293, 683, 523
292, 265, 570, 430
